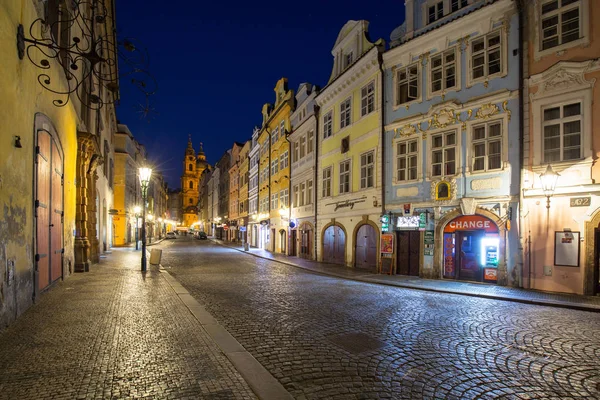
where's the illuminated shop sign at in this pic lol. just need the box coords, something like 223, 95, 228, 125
444, 215, 498, 233
396, 216, 420, 229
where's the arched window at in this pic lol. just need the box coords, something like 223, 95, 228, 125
188, 164, 193, 171
189, 181, 193, 189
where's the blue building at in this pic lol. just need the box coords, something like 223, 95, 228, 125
382, 0, 520, 286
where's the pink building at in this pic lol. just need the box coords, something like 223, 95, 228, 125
521, 0, 600, 294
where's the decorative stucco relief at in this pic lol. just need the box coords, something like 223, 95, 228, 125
396, 186, 419, 197
430, 179, 457, 204
471, 177, 502, 191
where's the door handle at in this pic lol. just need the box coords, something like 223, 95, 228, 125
49, 224, 54, 227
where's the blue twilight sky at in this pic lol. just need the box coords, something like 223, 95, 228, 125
115, 0, 405, 188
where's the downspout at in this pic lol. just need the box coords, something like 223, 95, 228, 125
517, 0, 526, 288
313, 105, 320, 260
378, 49, 386, 216
284, 129, 292, 256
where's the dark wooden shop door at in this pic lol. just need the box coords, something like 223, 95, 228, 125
323, 225, 345, 265
300, 229, 312, 259
355, 224, 377, 269
36, 130, 63, 293
396, 231, 420, 276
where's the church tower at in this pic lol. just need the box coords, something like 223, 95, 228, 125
180, 135, 208, 227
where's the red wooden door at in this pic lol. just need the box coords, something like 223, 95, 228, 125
355, 224, 377, 270
36, 130, 63, 293
36, 132, 51, 291
323, 226, 345, 265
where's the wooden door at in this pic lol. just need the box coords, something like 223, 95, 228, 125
594, 229, 600, 295
355, 224, 377, 270
300, 229, 312, 259
50, 139, 63, 283
323, 226, 345, 265
290, 230, 297, 256
396, 231, 420, 276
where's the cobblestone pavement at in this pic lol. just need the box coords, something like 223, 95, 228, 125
0, 248, 256, 400
158, 237, 600, 399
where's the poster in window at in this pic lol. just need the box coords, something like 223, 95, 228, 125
554, 231, 580, 267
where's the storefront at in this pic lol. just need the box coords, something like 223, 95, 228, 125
394, 214, 425, 276
442, 215, 500, 283
259, 220, 269, 249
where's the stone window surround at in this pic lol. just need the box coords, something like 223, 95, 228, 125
427, 128, 462, 180
392, 61, 422, 111
393, 137, 421, 184
464, 115, 509, 176
465, 28, 508, 88
427, 46, 461, 101
533, 0, 589, 61
339, 159, 352, 194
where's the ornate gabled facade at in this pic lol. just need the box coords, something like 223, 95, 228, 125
383, 0, 520, 285
521, 0, 600, 295
315, 20, 385, 269
180, 136, 208, 227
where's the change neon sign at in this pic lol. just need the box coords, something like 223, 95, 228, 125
444, 215, 498, 233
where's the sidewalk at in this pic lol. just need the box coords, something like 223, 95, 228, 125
0, 248, 291, 400
211, 238, 600, 313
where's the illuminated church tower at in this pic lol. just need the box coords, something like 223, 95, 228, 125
181, 136, 208, 227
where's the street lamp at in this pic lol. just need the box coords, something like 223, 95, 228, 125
139, 166, 152, 272
134, 205, 141, 250
540, 164, 560, 209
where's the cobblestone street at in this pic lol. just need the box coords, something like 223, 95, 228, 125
159, 237, 600, 399
0, 248, 256, 400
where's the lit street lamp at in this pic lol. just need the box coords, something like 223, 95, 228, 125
540, 164, 560, 209
133, 205, 141, 250
139, 166, 152, 272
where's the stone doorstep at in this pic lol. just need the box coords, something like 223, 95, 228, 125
210, 239, 600, 313
159, 267, 293, 400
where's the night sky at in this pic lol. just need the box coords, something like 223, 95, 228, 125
115, 0, 405, 188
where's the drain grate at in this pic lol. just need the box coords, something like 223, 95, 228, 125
326, 332, 388, 354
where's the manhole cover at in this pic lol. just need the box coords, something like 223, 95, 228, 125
326, 332, 388, 354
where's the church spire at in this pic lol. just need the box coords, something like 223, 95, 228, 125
185, 134, 195, 156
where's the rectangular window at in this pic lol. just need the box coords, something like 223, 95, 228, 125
271, 127, 279, 145
300, 136, 306, 159
431, 48, 457, 93
541, 0, 581, 50
307, 130, 314, 154
280, 120, 286, 136
323, 111, 333, 139
322, 167, 332, 197
472, 121, 502, 172
396, 139, 418, 182
471, 31, 502, 81
307, 180, 313, 205
281, 151, 288, 169
431, 131, 457, 177
299, 182, 306, 206
339, 160, 351, 194
271, 193, 278, 210
543, 102, 582, 162
293, 184, 299, 207
280, 189, 289, 208
396, 64, 419, 105
428, 1, 444, 23
344, 52, 354, 68
360, 151, 374, 189
271, 160, 278, 176
340, 97, 352, 129
451, 0, 469, 12
293, 141, 299, 163
361, 81, 375, 116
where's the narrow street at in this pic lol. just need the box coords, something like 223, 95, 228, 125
157, 237, 600, 399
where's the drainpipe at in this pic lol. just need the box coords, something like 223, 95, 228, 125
517, 0, 526, 288
378, 50, 386, 216
313, 105, 320, 260
284, 128, 292, 256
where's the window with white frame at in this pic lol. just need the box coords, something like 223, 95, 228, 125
293, 141, 299, 163
396, 64, 419, 106
451, 0, 469, 12
307, 131, 314, 154
360, 151, 374, 189
540, 0, 581, 50
472, 121, 502, 172
307, 180, 313, 205
299, 182, 306, 206
300, 136, 306, 159
322, 167, 332, 197
431, 48, 457, 94
280, 120, 285, 136
428, 1, 444, 24
271, 193, 278, 210
280, 151, 288, 169
271, 127, 279, 145
361, 81, 375, 116
323, 111, 333, 139
293, 184, 299, 207
542, 102, 582, 162
340, 97, 352, 129
339, 160, 351, 194
431, 131, 457, 177
396, 139, 419, 182
280, 189, 289, 207
344, 52, 354, 68
471, 31, 502, 81
271, 159, 278, 176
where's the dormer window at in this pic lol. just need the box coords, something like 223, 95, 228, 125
344, 52, 354, 69
451, 0, 468, 13
428, 2, 443, 24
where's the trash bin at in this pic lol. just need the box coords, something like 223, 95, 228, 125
244, 243, 249, 251
150, 249, 162, 265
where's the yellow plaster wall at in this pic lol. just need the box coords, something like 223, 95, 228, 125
0, 1, 79, 324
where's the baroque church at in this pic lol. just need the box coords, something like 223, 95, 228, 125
181, 136, 208, 227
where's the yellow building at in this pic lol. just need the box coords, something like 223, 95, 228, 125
181, 137, 208, 228
315, 21, 384, 269
0, 0, 120, 327
237, 141, 251, 243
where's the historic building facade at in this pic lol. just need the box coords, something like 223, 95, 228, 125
383, 0, 520, 285
238, 141, 251, 244
521, 0, 600, 295
248, 128, 261, 247
289, 83, 319, 259
228, 142, 244, 241
180, 138, 208, 227
315, 20, 385, 269
215, 150, 232, 240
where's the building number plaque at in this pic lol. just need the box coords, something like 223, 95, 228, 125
570, 197, 591, 207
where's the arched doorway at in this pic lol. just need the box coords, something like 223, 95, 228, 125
299, 222, 313, 259
355, 223, 377, 270
322, 224, 345, 265
35, 127, 64, 293
279, 230, 287, 254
